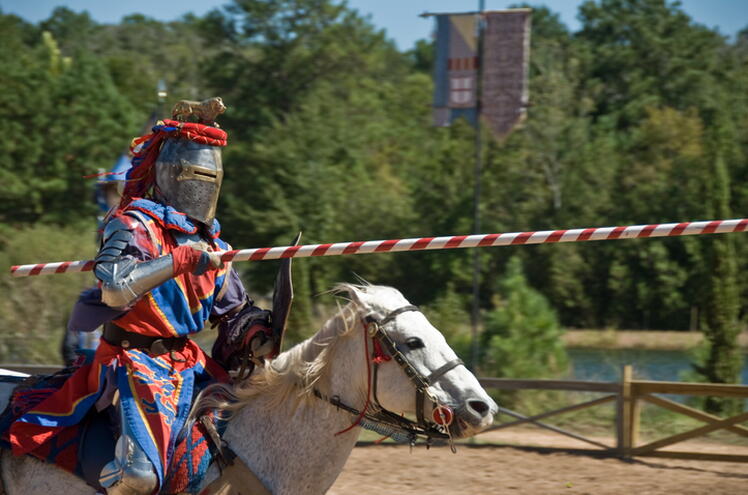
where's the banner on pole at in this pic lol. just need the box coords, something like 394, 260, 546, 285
432, 14, 479, 127
481, 10, 532, 139
430, 10, 531, 139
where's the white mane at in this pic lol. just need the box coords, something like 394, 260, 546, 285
193, 283, 411, 418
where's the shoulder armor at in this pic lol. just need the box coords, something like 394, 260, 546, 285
102, 215, 138, 244
96, 217, 136, 266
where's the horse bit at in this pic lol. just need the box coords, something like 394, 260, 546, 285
313, 305, 464, 449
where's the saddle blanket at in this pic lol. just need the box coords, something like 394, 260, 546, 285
0, 359, 220, 494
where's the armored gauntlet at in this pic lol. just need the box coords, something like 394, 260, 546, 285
212, 304, 274, 372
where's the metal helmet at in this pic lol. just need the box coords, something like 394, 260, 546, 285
154, 137, 223, 225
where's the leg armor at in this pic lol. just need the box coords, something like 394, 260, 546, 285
99, 405, 158, 495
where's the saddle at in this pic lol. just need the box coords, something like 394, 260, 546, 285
0, 367, 116, 489
0, 367, 219, 494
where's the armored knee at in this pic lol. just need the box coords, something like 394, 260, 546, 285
99, 435, 158, 495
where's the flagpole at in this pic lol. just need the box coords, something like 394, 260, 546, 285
470, 0, 486, 371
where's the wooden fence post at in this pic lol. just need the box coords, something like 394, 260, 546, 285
629, 366, 641, 450
617, 364, 638, 458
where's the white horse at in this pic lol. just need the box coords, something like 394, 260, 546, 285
0, 284, 497, 494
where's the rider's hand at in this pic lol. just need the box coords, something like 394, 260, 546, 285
171, 244, 225, 276
194, 250, 224, 275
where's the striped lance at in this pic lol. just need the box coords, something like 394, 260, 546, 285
10, 218, 748, 278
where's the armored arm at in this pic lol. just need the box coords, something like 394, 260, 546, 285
94, 216, 221, 309
94, 217, 176, 309
211, 233, 298, 369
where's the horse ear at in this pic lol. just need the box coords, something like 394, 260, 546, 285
335, 283, 367, 308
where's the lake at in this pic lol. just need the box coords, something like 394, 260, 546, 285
568, 348, 748, 384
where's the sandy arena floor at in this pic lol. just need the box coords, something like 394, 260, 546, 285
329, 430, 748, 494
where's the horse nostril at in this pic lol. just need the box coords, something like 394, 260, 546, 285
468, 399, 490, 417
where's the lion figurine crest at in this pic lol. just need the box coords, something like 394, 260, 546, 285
171, 97, 226, 126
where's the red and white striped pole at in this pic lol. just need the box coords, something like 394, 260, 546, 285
10, 218, 748, 278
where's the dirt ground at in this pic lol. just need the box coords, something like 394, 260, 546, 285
329, 429, 748, 495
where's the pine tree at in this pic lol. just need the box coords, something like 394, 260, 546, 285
480, 257, 568, 379
696, 152, 742, 413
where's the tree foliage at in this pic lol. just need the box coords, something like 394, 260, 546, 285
0, 1, 746, 381
481, 257, 568, 379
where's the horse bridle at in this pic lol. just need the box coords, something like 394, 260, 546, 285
314, 305, 464, 444
196, 305, 465, 492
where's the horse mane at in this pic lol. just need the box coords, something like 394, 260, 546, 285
190, 283, 370, 422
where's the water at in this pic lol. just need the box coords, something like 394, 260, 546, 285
568, 348, 748, 384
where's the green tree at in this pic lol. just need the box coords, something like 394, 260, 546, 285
695, 152, 742, 412
0, 223, 96, 363
480, 257, 567, 379
0, 26, 138, 224
422, 284, 472, 361
603, 107, 706, 329
577, 0, 724, 128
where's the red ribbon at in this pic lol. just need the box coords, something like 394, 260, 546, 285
372, 339, 391, 364
335, 319, 381, 436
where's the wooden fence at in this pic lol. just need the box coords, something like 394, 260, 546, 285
478, 364, 748, 462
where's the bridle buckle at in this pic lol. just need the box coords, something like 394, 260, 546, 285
366, 321, 380, 337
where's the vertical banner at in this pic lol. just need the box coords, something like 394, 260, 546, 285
432, 14, 479, 127
481, 10, 532, 139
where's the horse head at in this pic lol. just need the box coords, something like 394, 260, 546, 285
339, 284, 497, 439
171, 283, 500, 494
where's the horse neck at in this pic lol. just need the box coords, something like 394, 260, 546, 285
218, 309, 370, 494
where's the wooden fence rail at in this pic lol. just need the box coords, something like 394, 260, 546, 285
479, 365, 748, 463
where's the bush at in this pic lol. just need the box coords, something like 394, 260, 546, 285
0, 222, 97, 363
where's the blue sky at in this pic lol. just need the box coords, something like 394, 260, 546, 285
2, 0, 746, 50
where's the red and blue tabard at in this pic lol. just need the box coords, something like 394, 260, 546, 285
9, 199, 238, 487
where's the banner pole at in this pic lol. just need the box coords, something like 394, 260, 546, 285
470, 0, 487, 372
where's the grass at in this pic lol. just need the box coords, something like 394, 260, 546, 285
562, 329, 748, 351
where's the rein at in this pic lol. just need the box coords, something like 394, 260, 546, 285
316, 305, 464, 447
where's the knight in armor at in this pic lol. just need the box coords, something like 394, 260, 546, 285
8, 101, 276, 494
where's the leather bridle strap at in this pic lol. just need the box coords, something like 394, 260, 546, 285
373, 305, 420, 326
427, 358, 464, 383
317, 304, 455, 442
366, 304, 463, 429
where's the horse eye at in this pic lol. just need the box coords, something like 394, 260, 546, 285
405, 337, 425, 350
